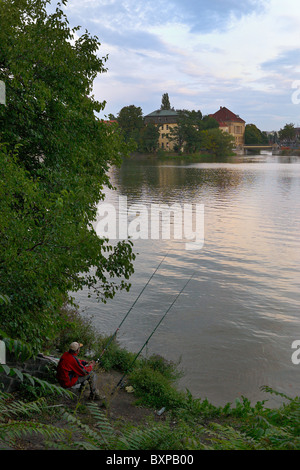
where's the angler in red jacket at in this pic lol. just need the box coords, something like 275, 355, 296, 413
56, 342, 99, 399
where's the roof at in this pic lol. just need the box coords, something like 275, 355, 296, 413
210, 107, 245, 124
145, 109, 179, 118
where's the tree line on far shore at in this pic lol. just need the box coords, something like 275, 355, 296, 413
112, 96, 299, 154
113, 102, 235, 156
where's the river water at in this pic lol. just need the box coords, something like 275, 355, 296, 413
74, 153, 300, 406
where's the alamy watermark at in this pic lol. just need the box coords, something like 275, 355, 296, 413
96, 196, 204, 250
0, 80, 5, 105
0, 340, 6, 365
291, 80, 300, 105
291, 340, 300, 365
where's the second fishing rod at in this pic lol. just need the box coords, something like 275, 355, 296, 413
113, 270, 195, 392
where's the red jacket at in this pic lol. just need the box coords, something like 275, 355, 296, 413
56, 351, 94, 388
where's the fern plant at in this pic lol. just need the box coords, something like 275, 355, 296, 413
0, 390, 71, 450
58, 403, 183, 450
0, 332, 76, 449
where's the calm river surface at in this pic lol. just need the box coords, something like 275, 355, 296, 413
74, 153, 300, 406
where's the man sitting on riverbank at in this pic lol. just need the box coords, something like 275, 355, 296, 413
56, 342, 100, 400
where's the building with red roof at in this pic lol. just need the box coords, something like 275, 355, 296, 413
210, 106, 245, 148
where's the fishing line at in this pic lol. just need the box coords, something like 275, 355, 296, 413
113, 270, 195, 392
97, 251, 169, 363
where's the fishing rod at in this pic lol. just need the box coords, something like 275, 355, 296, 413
113, 271, 195, 392
96, 252, 169, 364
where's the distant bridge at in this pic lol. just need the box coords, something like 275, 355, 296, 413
243, 145, 275, 150
242, 144, 278, 154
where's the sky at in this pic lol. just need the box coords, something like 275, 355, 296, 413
62, 0, 300, 131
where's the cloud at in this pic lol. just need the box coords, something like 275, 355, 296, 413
170, 0, 266, 33
66, 0, 264, 38
91, 24, 168, 52
262, 49, 300, 73
62, 0, 300, 130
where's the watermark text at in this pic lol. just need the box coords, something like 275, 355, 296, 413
0, 80, 5, 105
96, 196, 204, 251
291, 340, 300, 365
291, 80, 300, 105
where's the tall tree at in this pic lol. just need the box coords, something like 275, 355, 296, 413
199, 128, 235, 157
0, 0, 135, 349
139, 123, 159, 153
245, 124, 269, 145
160, 93, 171, 110
170, 110, 219, 153
117, 105, 144, 144
117, 105, 159, 153
279, 123, 296, 142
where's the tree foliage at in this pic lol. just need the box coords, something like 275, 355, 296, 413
170, 110, 205, 152
169, 109, 233, 156
200, 128, 235, 157
0, 0, 135, 349
245, 124, 269, 145
139, 122, 160, 153
117, 105, 144, 145
117, 105, 159, 153
160, 93, 171, 110
278, 123, 296, 142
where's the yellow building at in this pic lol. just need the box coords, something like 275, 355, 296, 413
144, 109, 178, 151
144, 106, 246, 151
210, 106, 245, 148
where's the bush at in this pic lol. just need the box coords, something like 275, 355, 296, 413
129, 365, 186, 410
52, 303, 97, 354
96, 339, 137, 373
140, 354, 182, 383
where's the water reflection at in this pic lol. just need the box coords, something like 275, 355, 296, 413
75, 154, 300, 406
114, 156, 251, 199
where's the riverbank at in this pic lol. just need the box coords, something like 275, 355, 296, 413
129, 150, 236, 161
129, 149, 300, 161
1, 361, 299, 451
1, 323, 299, 450
2, 359, 299, 451
2, 369, 168, 451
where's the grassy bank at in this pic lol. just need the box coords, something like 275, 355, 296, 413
155, 150, 236, 162
156, 150, 213, 161
1, 304, 299, 450
129, 150, 235, 162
